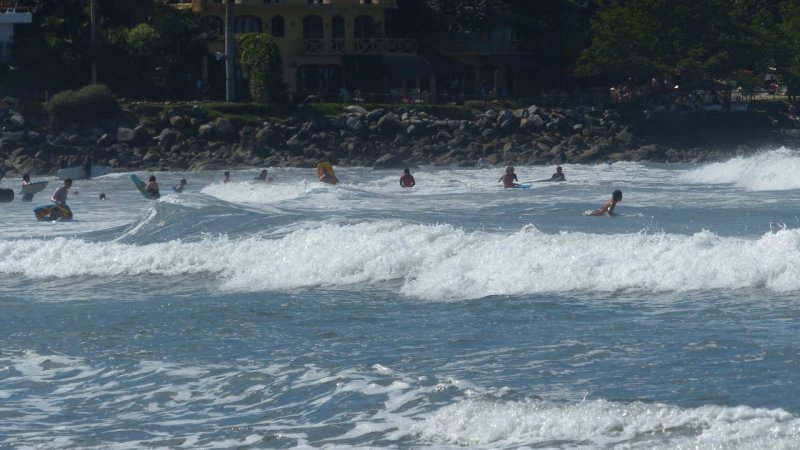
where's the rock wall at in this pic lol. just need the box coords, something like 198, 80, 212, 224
1, 97, 798, 176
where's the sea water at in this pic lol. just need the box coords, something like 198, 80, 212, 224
2, 148, 800, 449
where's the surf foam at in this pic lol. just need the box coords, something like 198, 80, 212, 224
3, 222, 800, 299
680, 147, 800, 191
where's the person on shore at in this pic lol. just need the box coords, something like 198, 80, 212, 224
317, 161, 339, 185
548, 166, 566, 182
173, 179, 187, 193
400, 168, 416, 188
499, 166, 520, 188
590, 190, 623, 216
144, 175, 160, 199
223, 171, 230, 184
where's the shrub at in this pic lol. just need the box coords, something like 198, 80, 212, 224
47, 84, 121, 128
235, 33, 283, 103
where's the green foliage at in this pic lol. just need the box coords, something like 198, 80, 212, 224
424, 0, 511, 35
46, 84, 121, 127
235, 33, 283, 103
577, 0, 783, 83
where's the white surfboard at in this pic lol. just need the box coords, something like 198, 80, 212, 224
57, 165, 112, 180
21, 181, 48, 195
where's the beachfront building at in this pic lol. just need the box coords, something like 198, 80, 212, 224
168, 0, 532, 102
0, 3, 32, 63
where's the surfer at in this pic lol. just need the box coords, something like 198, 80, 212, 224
223, 171, 230, 183
548, 166, 566, 182
255, 169, 269, 181
173, 178, 187, 193
144, 175, 161, 199
590, 189, 623, 216
499, 166, 520, 188
317, 161, 339, 185
400, 168, 415, 187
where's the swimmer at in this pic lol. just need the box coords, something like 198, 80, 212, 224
590, 189, 623, 216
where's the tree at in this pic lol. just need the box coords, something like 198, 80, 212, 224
576, 0, 779, 85
235, 33, 283, 102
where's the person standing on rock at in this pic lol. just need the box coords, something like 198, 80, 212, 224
400, 168, 415, 188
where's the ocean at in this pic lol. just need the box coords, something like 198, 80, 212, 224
2, 148, 800, 449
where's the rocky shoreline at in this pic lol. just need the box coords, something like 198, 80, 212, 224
2, 95, 800, 178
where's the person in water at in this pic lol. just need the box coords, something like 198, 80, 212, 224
317, 161, 339, 185
549, 166, 566, 182
400, 168, 416, 187
144, 175, 160, 199
255, 169, 269, 181
35, 178, 73, 221
173, 178, 187, 193
590, 189, 623, 216
51, 178, 72, 205
99, 193, 107, 200
83, 156, 92, 180
223, 171, 230, 183
21, 173, 34, 202
499, 166, 520, 188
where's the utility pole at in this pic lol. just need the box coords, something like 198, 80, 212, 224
224, 0, 236, 101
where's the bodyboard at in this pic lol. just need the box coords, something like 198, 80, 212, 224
21, 181, 48, 195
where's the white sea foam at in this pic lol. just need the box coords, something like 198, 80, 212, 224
412, 397, 800, 449
2, 221, 800, 299
680, 147, 800, 191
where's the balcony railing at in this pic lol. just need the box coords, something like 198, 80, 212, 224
353, 38, 416, 54
301, 37, 416, 55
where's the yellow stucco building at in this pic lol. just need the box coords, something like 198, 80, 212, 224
172, 0, 525, 102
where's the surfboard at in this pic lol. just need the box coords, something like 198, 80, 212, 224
57, 165, 112, 180
131, 174, 159, 199
33, 203, 72, 221
517, 184, 531, 189
21, 181, 48, 195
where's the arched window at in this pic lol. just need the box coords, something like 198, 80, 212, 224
200, 15, 224, 40
303, 15, 323, 39
235, 15, 263, 33
354, 15, 375, 38
271, 15, 285, 37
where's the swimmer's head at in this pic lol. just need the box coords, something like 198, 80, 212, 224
99, 193, 106, 200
